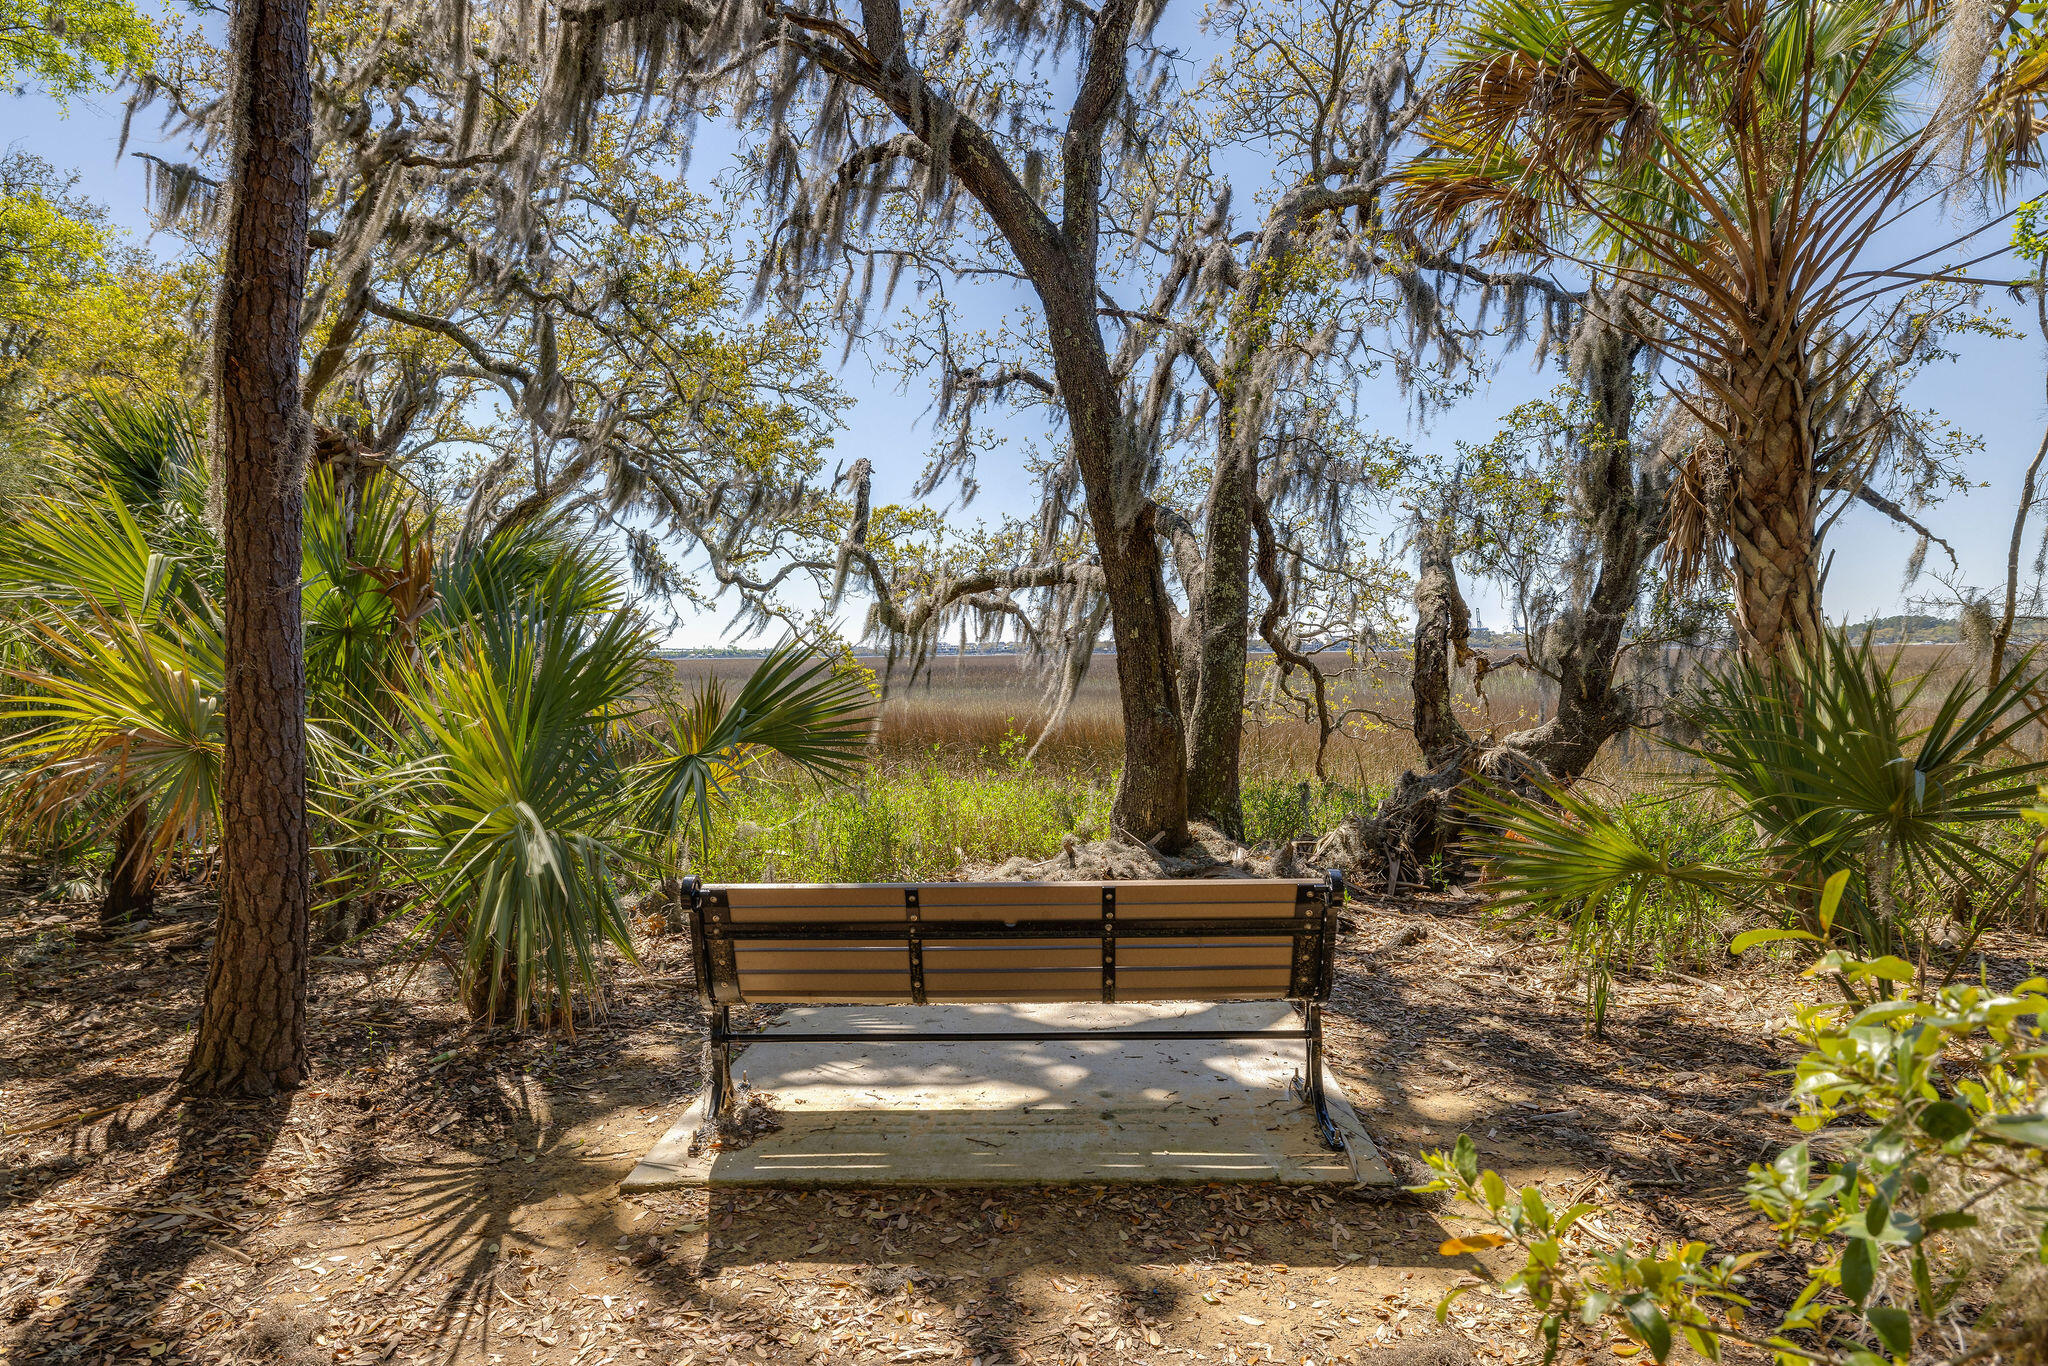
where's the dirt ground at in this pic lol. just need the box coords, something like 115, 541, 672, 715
5, 865, 2045, 1366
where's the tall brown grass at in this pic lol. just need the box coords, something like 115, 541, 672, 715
668, 651, 1559, 793
669, 642, 2037, 797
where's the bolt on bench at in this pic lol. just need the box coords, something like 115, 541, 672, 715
682, 872, 1347, 1149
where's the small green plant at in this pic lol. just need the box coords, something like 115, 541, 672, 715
1415, 956, 2048, 1366
1469, 630, 2048, 1026
1242, 779, 1379, 847
1470, 781, 1762, 1028
995, 721, 1034, 772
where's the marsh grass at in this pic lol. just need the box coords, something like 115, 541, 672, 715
672, 753, 1384, 885
670, 652, 1554, 792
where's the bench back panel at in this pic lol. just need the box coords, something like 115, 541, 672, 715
690, 878, 1337, 1007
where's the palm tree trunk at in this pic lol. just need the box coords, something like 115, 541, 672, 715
180, 0, 314, 1097
1726, 351, 1822, 662
98, 800, 158, 929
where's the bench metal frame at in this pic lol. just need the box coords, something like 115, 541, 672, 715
684, 871, 1347, 1150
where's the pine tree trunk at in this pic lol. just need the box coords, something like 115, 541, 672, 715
98, 800, 158, 929
1726, 349, 1821, 663
180, 0, 314, 1098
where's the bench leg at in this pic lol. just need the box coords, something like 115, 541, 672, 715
706, 1004, 734, 1119
1300, 1002, 1344, 1152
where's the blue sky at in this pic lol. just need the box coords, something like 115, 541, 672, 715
10, 11, 2045, 647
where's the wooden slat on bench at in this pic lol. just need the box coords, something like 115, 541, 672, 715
1113, 881, 1302, 900
919, 885, 1101, 906
917, 884, 1101, 922
733, 940, 908, 970
1113, 882, 1302, 916
925, 971, 1104, 997
1118, 939, 1294, 968
737, 971, 915, 996
726, 885, 909, 923
923, 940, 1097, 970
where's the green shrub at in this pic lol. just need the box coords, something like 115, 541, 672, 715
1470, 629, 2048, 1027
1242, 779, 1381, 847
1417, 959, 2048, 1366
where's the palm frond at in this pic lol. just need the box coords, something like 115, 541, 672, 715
381, 593, 653, 1029
0, 608, 225, 866
52, 389, 203, 514
636, 643, 875, 848
1467, 780, 1759, 1024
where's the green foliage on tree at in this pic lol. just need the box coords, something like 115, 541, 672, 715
0, 156, 202, 499
0, 0, 153, 100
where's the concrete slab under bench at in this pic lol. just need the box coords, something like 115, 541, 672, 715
623, 1001, 1396, 1189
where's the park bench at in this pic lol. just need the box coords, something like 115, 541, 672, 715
682, 872, 1347, 1149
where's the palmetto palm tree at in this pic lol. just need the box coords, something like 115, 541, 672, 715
2, 415, 873, 1029
1470, 629, 2048, 1025
0, 393, 211, 926
1397, 0, 2048, 660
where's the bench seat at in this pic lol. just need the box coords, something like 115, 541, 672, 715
684, 873, 1347, 1149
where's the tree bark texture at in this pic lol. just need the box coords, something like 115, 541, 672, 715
1182, 426, 1255, 831
1410, 525, 1476, 771
1726, 340, 1821, 663
1488, 326, 1650, 777
98, 799, 158, 929
181, 0, 314, 1097
1320, 323, 1657, 887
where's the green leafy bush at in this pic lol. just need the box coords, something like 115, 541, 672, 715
1417, 957, 2048, 1365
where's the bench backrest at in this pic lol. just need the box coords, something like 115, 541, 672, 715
685, 876, 1341, 1007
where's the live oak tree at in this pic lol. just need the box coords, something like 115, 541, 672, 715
532, 0, 1219, 842
129, 0, 844, 605
179, 0, 315, 1095
1039, 0, 1462, 828
820, 0, 1456, 831
533, 0, 1490, 835
827, 0, 1679, 844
